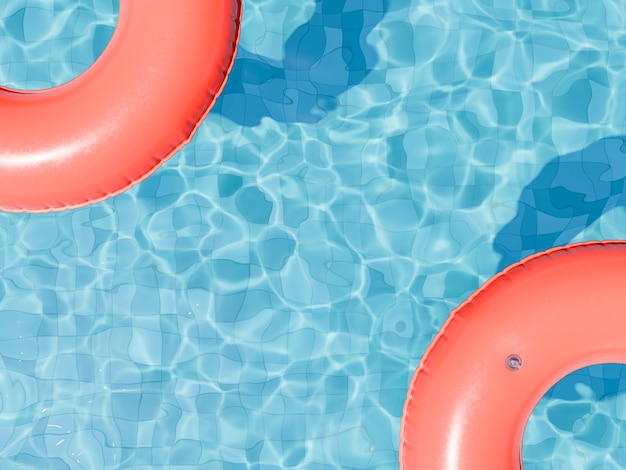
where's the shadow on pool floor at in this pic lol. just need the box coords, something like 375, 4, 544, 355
494, 136, 626, 272
214, 0, 389, 126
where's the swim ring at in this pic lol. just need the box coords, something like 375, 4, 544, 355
0, 0, 241, 212
400, 241, 626, 469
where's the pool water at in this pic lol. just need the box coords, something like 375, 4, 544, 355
2, 0, 626, 468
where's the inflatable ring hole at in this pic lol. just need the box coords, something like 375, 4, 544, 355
0, 1, 119, 91
522, 363, 626, 467
506, 353, 523, 371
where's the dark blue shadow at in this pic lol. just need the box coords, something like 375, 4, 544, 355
494, 136, 626, 271
214, 0, 388, 126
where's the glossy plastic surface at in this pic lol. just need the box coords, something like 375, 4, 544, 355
400, 241, 626, 469
0, 0, 241, 212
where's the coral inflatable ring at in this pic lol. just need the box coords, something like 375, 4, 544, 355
0, 0, 241, 212
400, 241, 626, 469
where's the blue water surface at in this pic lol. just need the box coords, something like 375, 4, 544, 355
2, 0, 626, 468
